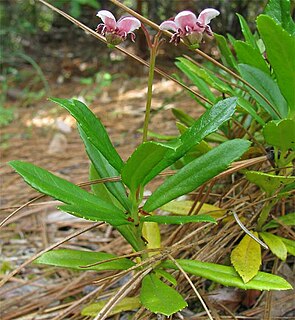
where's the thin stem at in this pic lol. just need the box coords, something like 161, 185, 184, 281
109, 0, 281, 119
142, 43, 157, 142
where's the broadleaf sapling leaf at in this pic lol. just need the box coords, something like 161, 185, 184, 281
259, 232, 287, 261
231, 232, 261, 283
140, 273, 187, 316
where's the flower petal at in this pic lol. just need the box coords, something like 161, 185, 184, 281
117, 16, 141, 33
96, 10, 116, 30
159, 20, 178, 32
174, 11, 197, 31
197, 8, 220, 26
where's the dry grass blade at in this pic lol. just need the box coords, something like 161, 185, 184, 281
0, 222, 103, 287
0, 194, 44, 228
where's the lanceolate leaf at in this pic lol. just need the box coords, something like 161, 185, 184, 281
143, 98, 237, 186
140, 214, 216, 225
231, 232, 261, 283
58, 203, 129, 226
237, 97, 265, 126
9, 161, 128, 226
239, 64, 288, 119
263, 212, 295, 230
79, 126, 131, 211
214, 33, 238, 70
175, 59, 216, 103
50, 98, 123, 172
140, 273, 187, 316
279, 237, 295, 256
143, 139, 250, 212
176, 57, 233, 94
265, 0, 295, 35
257, 15, 295, 114
90, 164, 124, 209
236, 14, 259, 50
234, 41, 269, 74
259, 232, 287, 261
35, 249, 135, 271
121, 141, 178, 193
162, 259, 292, 290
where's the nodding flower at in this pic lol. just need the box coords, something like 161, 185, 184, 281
96, 10, 141, 46
159, 9, 220, 46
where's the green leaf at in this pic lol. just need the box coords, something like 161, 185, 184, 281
257, 15, 295, 115
82, 297, 140, 317
155, 269, 177, 286
279, 237, 295, 256
89, 164, 124, 209
263, 119, 295, 151
236, 14, 259, 50
161, 200, 226, 217
176, 57, 233, 94
141, 214, 216, 225
79, 126, 131, 211
143, 98, 237, 186
121, 141, 178, 193
231, 232, 261, 283
245, 171, 295, 195
239, 64, 288, 119
50, 98, 123, 172
140, 273, 187, 316
234, 40, 269, 74
265, 0, 295, 35
9, 160, 126, 222
237, 97, 265, 126
214, 33, 238, 70
259, 232, 287, 261
9, 160, 128, 226
263, 212, 295, 230
58, 203, 129, 226
143, 139, 250, 212
172, 108, 195, 126
162, 259, 292, 290
175, 59, 216, 103
35, 249, 135, 270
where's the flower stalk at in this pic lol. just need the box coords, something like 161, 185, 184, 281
142, 30, 161, 142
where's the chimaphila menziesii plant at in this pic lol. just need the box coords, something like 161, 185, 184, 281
160, 8, 220, 46
5, 1, 294, 319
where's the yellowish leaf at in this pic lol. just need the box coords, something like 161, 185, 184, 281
231, 232, 261, 283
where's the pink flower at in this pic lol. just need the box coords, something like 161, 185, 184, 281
96, 10, 141, 46
160, 9, 220, 46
